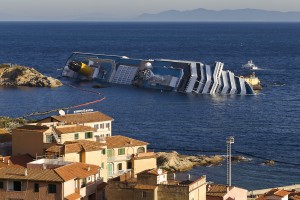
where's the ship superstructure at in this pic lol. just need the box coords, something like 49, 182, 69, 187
62, 52, 255, 95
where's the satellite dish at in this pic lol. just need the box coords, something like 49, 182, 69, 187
59, 110, 65, 116
145, 62, 152, 69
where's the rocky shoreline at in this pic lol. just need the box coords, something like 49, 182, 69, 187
0, 64, 62, 88
156, 151, 251, 172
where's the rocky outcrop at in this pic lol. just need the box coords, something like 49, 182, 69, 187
0, 65, 62, 88
157, 151, 252, 172
157, 151, 225, 172
262, 160, 275, 166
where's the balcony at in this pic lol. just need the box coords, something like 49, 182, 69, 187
108, 169, 132, 178
79, 178, 103, 197
107, 155, 132, 162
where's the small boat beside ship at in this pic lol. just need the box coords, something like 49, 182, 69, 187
242, 60, 259, 70
62, 52, 257, 95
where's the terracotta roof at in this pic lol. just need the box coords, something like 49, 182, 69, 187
207, 184, 233, 197
134, 184, 157, 190
14, 125, 49, 132
55, 162, 100, 181
0, 154, 34, 168
138, 168, 167, 176
47, 140, 105, 155
0, 167, 63, 182
105, 135, 148, 149
51, 111, 113, 124
46, 145, 65, 154
55, 125, 96, 135
75, 140, 106, 151
265, 189, 290, 197
65, 193, 81, 200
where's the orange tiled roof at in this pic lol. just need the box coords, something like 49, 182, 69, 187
207, 184, 234, 197
0, 154, 34, 168
105, 135, 148, 149
265, 189, 290, 197
55, 162, 100, 181
0, 167, 63, 182
55, 125, 96, 135
138, 168, 167, 176
75, 140, 106, 151
65, 192, 81, 200
51, 111, 113, 124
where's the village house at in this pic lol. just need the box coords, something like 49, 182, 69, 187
105, 135, 157, 179
45, 135, 157, 181
206, 184, 248, 200
32, 110, 114, 138
106, 168, 207, 200
45, 140, 108, 181
0, 162, 104, 200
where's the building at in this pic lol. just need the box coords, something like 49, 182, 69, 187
0, 162, 104, 200
0, 154, 34, 168
32, 111, 114, 137
12, 125, 53, 157
46, 140, 108, 181
105, 135, 157, 178
12, 124, 104, 157
206, 184, 248, 200
106, 168, 207, 200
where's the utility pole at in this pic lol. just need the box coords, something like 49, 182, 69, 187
227, 136, 234, 186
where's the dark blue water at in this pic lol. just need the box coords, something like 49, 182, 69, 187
0, 22, 300, 190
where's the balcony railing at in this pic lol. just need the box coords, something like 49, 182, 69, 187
108, 169, 132, 177
107, 155, 132, 162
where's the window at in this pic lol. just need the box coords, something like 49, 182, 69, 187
142, 191, 147, 198
94, 124, 99, 129
0, 181, 3, 189
102, 149, 106, 155
101, 162, 104, 169
34, 183, 39, 192
13, 181, 22, 191
118, 148, 125, 155
107, 149, 113, 157
74, 133, 79, 140
117, 163, 122, 170
48, 184, 56, 193
100, 124, 104, 129
106, 123, 110, 129
85, 132, 93, 139
46, 135, 52, 143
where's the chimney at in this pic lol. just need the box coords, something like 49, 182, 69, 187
173, 173, 176, 180
87, 166, 90, 171
188, 174, 191, 181
24, 168, 28, 176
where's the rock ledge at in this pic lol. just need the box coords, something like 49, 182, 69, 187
0, 64, 62, 88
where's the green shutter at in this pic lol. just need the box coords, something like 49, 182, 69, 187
102, 149, 106, 155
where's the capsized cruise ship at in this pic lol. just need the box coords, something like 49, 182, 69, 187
62, 52, 255, 95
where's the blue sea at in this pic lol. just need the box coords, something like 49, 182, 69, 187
0, 22, 299, 190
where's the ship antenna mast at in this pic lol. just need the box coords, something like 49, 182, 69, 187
226, 136, 234, 186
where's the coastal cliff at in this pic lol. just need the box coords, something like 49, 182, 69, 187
0, 64, 62, 87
